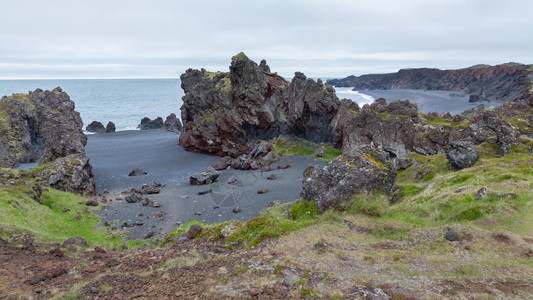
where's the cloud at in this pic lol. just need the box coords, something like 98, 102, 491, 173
0, 0, 532, 78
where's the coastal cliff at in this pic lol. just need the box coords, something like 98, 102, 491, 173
179, 54, 533, 162
327, 63, 533, 102
0, 88, 95, 195
179, 53, 340, 156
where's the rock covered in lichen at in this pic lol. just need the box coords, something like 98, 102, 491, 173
32, 88, 87, 164
446, 141, 478, 169
179, 52, 341, 157
0, 87, 94, 195
301, 146, 397, 211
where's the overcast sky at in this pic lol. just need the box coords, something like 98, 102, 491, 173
1, 0, 532, 79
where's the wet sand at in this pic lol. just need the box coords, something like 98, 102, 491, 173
359, 89, 505, 115
86, 129, 325, 239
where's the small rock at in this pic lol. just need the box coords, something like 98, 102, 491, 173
125, 194, 142, 203
233, 206, 241, 213
277, 164, 291, 170
227, 178, 237, 184
45, 265, 67, 279
90, 287, 99, 294
128, 168, 148, 176
343, 219, 355, 230
198, 189, 212, 195
144, 231, 155, 239
257, 187, 269, 194
267, 173, 277, 180
314, 240, 328, 250
474, 187, 487, 200
249, 288, 263, 296
94, 246, 106, 253
211, 156, 233, 170
49, 246, 64, 257
85, 200, 99, 207
62, 237, 88, 248
189, 167, 220, 185
445, 229, 460, 241
187, 225, 202, 239
316, 146, 325, 157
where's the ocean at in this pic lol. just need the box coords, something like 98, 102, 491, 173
0, 79, 375, 131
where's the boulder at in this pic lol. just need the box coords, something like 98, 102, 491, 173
138, 117, 164, 130
106, 121, 116, 133
301, 146, 397, 211
164, 113, 182, 133
189, 167, 220, 185
446, 141, 478, 169
86, 121, 105, 133
141, 182, 162, 194
34, 153, 95, 195
187, 225, 202, 239
211, 156, 232, 170
128, 168, 148, 176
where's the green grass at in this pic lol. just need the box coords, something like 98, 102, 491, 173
271, 136, 342, 162
162, 201, 318, 248
0, 186, 128, 248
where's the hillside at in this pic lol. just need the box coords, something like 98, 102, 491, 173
327, 63, 533, 102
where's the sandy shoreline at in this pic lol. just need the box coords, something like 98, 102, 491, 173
359, 89, 505, 115
86, 129, 326, 239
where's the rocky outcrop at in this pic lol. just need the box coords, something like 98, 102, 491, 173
32, 88, 88, 164
0, 87, 95, 195
301, 146, 397, 211
86, 121, 106, 133
33, 153, 95, 196
106, 122, 116, 133
163, 113, 182, 132
327, 63, 533, 102
138, 117, 164, 130
179, 52, 341, 157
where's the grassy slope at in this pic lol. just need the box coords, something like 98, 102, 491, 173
170, 134, 533, 298
0, 167, 143, 249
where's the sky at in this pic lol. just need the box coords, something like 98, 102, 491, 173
1, 0, 532, 79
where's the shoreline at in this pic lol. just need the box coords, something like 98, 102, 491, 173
357, 89, 505, 115
86, 129, 326, 239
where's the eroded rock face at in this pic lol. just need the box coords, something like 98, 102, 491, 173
32, 88, 87, 164
0, 87, 95, 195
179, 52, 341, 157
301, 146, 397, 211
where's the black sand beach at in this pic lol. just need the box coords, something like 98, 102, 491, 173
359, 89, 505, 115
86, 129, 325, 239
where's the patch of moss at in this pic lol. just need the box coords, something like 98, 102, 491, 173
270, 136, 341, 162
290, 201, 318, 220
